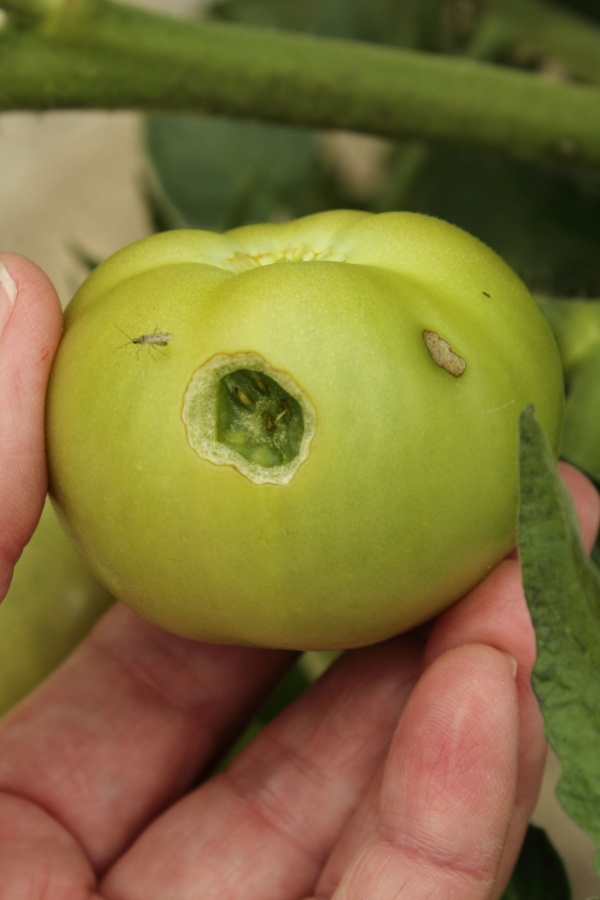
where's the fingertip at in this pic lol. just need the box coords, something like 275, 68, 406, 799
393, 643, 520, 772
342, 644, 520, 899
0, 252, 63, 348
0, 253, 63, 580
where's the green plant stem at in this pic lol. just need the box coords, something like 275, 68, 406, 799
473, 0, 600, 83
2, 0, 600, 169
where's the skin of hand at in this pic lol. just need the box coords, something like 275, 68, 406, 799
0, 252, 599, 900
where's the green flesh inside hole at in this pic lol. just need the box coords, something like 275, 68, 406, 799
216, 369, 305, 467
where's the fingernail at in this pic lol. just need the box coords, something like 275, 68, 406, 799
0, 258, 18, 339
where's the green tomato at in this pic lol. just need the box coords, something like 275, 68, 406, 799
45, 211, 563, 650
0, 501, 113, 715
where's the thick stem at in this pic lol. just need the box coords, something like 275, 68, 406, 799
2, 0, 600, 169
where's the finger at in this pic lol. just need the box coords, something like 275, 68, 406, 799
0, 253, 62, 598
328, 644, 519, 900
0, 603, 294, 874
421, 461, 600, 892
99, 634, 423, 899
424, 558, 544, 894
0, 792, 98, 899
311, 761, 385, 897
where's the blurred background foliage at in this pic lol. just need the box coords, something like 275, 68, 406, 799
145, 0, 600, 297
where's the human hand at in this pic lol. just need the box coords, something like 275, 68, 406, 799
1, 253, 598, 899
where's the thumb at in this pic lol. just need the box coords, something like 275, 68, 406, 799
0, 253, 63, 599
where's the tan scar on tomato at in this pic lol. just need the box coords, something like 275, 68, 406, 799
423, 330, 467, 377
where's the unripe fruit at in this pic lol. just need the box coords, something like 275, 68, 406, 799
46, 211, 563, 649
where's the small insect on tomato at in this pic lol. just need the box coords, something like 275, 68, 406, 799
115, 326, 173, 357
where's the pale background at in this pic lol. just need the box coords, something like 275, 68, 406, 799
1, 2, 598, 896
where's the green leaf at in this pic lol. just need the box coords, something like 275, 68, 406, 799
145, 114, 336, 232
501, 824, 570, 900
518, 407, 600, 874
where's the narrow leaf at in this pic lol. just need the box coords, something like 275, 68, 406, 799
518, 407, 600, 874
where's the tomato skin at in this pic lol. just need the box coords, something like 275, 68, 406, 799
46, 211, 564, 650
